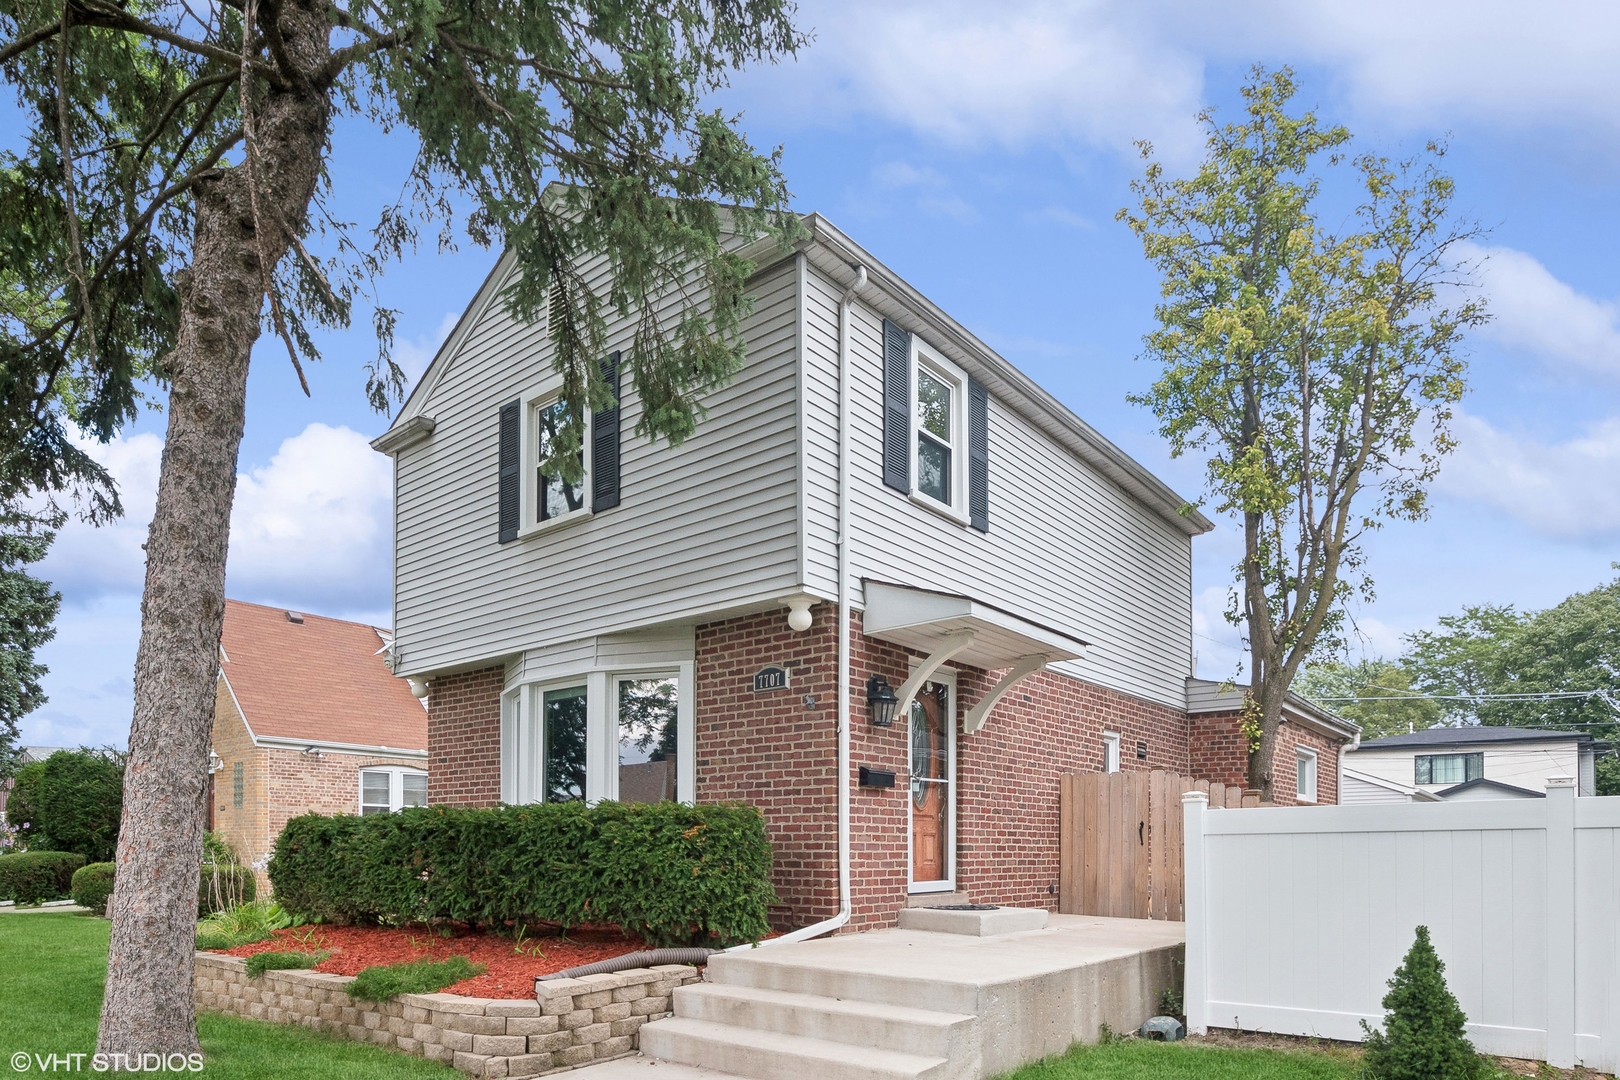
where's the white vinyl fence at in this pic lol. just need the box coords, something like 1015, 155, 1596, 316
1183, 778, 1620, 1071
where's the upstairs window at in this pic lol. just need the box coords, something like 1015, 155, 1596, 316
916, 368, 954, 505
532, 397, 588, 526
1415, 752, 1483, 786
359, 767, 428, 814
910, 343, 968, 519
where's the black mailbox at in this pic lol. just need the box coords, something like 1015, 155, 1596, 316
858, 765, 896, 789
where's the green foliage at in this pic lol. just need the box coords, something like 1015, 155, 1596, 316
1296, 660, 1442, 740
1361, 926, 1484, 1080
0, 0, 804, 506
196, 899, 290, 950
0, 510, 60, 777
198, 862, 257, 917
0, 848, 85, 902
203, 831, 241, 865
5, 758, 43, 837
1118, 65, 1485, 792
998, 1040, 1360, 1080
346, 956, 484, 1002
34, 748, 124, 862
69, 860, 115, 916
1402, 605, 1529, 725
269, 800, 774, 947
244, 950, 331, 978
1, 913, 463, 1078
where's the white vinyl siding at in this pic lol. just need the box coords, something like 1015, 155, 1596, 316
800, 265, 1194, 710
1347, 742, 1585, 794
391, 255, 804, 675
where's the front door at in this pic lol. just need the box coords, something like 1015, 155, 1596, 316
909, 681, 953, 889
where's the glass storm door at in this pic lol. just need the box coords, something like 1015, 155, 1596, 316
909, 682, 952, 888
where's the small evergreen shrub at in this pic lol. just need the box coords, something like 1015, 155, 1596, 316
347, 956, 484, 1001
35, 749, 124, 862
269, 800, 774, 946
244, 950, 330, 978
0, 850, 85, 903
70, 861, 116, 915
1361, 926, 1486, 1080
198, 862, 256, 917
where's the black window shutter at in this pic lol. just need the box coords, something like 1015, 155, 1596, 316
968, 377, 989, 532
882, 319, 911, 493
497, 399, 520, 543
592, 351, 622, 512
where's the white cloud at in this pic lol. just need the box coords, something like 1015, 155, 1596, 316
1438, 410, 1620, 539
748, 0, 1206, 162
33, 423, 394, 748
1462, 242, 1620, 377
394, 310, 461, 385
750, 1, 1620, 163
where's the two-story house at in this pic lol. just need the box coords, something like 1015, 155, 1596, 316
372, 212, 1356, 933
1344, 726, 1604, 802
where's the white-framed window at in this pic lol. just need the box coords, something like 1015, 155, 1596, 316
359, 767, 428, 815
519, 390, 590, 536
911, 340, 969, 520
501, 666, 693, 806
1102, 731, 1121, 774
1296, 748, 1318, 803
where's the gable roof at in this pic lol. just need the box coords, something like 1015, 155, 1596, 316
1356, 726, 1594, 752
1436, 777, 1547, 799
373, 213, 1214, 538
1185, 677, 1360, 743
219, 599, 427, 753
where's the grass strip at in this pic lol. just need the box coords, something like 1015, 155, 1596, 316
245, 950, 331, 978
347, 956, 484, 1001
196, 928, 273, 951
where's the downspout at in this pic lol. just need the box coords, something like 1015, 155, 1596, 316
1337, 729, 1360, 804
730, 259, 867, 950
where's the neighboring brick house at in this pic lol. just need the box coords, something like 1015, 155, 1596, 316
210, 599, 428, 890
372, 209, 1357, 933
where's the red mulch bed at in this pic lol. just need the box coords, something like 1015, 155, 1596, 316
213, 923, 648, 999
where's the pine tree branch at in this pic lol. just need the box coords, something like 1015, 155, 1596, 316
54, 3, 97, 365
70, 0, 287, 86
0, 20, 64, 66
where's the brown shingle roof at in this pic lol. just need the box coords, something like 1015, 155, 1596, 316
220, 598, 426, 751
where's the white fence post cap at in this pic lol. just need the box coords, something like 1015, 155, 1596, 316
1547, 776, 1577, 792
1182, 791, 1210, 805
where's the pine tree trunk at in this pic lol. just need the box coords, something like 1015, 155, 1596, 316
97, 3, 330, 1057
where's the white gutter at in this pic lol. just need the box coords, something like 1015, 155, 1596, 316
732, 261, 866, 951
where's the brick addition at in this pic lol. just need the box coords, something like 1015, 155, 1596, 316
427, 666, 506, 808
1189, 709, 1341, 806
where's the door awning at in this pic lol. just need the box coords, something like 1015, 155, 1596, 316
862, 581, 1089, 734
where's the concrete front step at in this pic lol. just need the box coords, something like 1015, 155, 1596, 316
705, 953, 980, 1016
640, 1017, 952, 1080
673, 982, 976, 1059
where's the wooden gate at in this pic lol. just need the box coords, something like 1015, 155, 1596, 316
1058, 770, 1253, 921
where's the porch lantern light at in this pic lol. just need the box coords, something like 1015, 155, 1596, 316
866, 675, 898, 728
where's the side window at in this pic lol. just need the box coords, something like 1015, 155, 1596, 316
359, 768, 428, 814
881, 320, 987, 530
232, 762, 244, 809
1102, 732, 1121, 774
1296, 749, 1318, 803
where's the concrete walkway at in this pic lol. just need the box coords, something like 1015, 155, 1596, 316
0, 901, 88, 914
580, 914, 1185, 1080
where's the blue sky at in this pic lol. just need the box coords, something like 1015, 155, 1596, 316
22, 0, 1620, 748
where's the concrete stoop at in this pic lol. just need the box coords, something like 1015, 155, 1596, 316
634, 912, 1185, 1080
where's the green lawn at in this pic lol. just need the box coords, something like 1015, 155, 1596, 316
3, 912, 1370, 1080
0, 912, 456, 1078
997, 1040, 1359, 1080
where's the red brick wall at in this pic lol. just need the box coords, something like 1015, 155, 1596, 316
696, 607, 1193, 932
427, 665, 505, 808
845, 615, 1191, 929
694, 607, 841, 929
1188, 709, 1341, 806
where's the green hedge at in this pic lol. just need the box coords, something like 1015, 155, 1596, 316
70, 862, 116, 915
0, 850, 86, 903
268, 801, 775, 947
